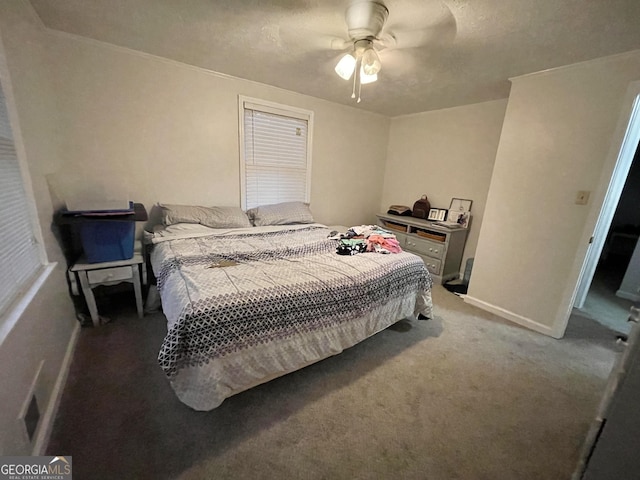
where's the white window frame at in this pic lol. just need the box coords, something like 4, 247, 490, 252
238, 96, 313, 210
0, 37, 53, 346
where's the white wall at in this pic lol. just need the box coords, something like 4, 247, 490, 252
0, 1, 77, 455
44, 31, 390, 229
381, 100, 508, 271
0, 0, 390, 454
466, 50, 640, 338
4, 1, 638, 459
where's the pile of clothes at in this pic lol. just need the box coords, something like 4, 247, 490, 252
330, 225, 402, 256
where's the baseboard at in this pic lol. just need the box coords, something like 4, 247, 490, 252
616, 289, 640, 302
32, 321, 80, 455
463, 295, 557, 338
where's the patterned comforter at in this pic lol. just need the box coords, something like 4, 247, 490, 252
149, 223, 433, 410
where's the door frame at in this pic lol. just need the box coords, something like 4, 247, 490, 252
569, 81, 640, 319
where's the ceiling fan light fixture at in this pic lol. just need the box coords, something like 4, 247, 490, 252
335, 53, 356, 80
335, 2, 390, 102
360, 68, 377, 84
361, 47, 381, 75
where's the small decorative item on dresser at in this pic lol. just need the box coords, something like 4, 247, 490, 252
387, 205, 412, 216
412, 195, 431, 219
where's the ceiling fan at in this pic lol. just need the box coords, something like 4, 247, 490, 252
331, 0, 456, 103
332, 0, 390, 102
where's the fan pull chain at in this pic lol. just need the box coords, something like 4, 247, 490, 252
351, 72, 356, 99
351, 56, 360, 99
353, 56, 362, 103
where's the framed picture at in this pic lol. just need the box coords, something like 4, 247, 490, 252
447, 210, 470, 228
428, 208, 447, 221
449, 198, 472, 213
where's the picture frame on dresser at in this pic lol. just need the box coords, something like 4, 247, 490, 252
427, 208, 448, 221
449, 198, 472, 213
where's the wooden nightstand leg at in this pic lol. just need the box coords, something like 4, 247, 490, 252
132, 264, 143, 318
78, 271, 100, 327
141, 260, 147, 286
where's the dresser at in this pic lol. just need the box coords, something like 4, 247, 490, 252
376, 213, 468, 284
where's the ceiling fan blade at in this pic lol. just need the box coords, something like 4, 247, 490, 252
374, 32, 396, 51
331, 38, 352, 51
381, 0, 457, 49
385, 25, 454, 49
257, 3, 350, 54
267, 24, 348, 54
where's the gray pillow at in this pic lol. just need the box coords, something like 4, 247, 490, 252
247, 201, 314, 226
159, 204, 252, 228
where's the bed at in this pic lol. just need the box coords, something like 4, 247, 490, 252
148, 205, 433, 411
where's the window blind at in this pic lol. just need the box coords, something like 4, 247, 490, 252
0, 85, 42, 315
242, 101, 311, 209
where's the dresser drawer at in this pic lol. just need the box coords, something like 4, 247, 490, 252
405, 236, 445, 260
419, 255, 442, 275
87, 266, 133, 285
393, 230, 408, 245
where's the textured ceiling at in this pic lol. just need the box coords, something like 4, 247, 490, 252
29, 0, 640, 117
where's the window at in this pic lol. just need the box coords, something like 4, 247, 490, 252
239, 97, 313, 210
0, 81, 44, 317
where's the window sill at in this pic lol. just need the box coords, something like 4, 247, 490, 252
0, 262, 57, 347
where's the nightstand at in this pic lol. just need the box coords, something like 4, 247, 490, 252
70, 249, 146, 327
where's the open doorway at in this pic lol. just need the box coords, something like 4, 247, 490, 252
573, 146, 640, 335
571, 88, 640, 336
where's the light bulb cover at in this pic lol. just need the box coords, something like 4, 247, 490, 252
360, 68, 377, 84
335, 53, 356, 80
361, 47, 381, 75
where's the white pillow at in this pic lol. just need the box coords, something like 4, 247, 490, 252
159, 204, 252, 228
246, 202, 315, 226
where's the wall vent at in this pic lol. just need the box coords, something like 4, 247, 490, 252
19, 360, 45, 447
24, 394, 40, 442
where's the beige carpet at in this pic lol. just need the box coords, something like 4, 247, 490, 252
46, 284, 620, 480
573, 258, 635, 335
